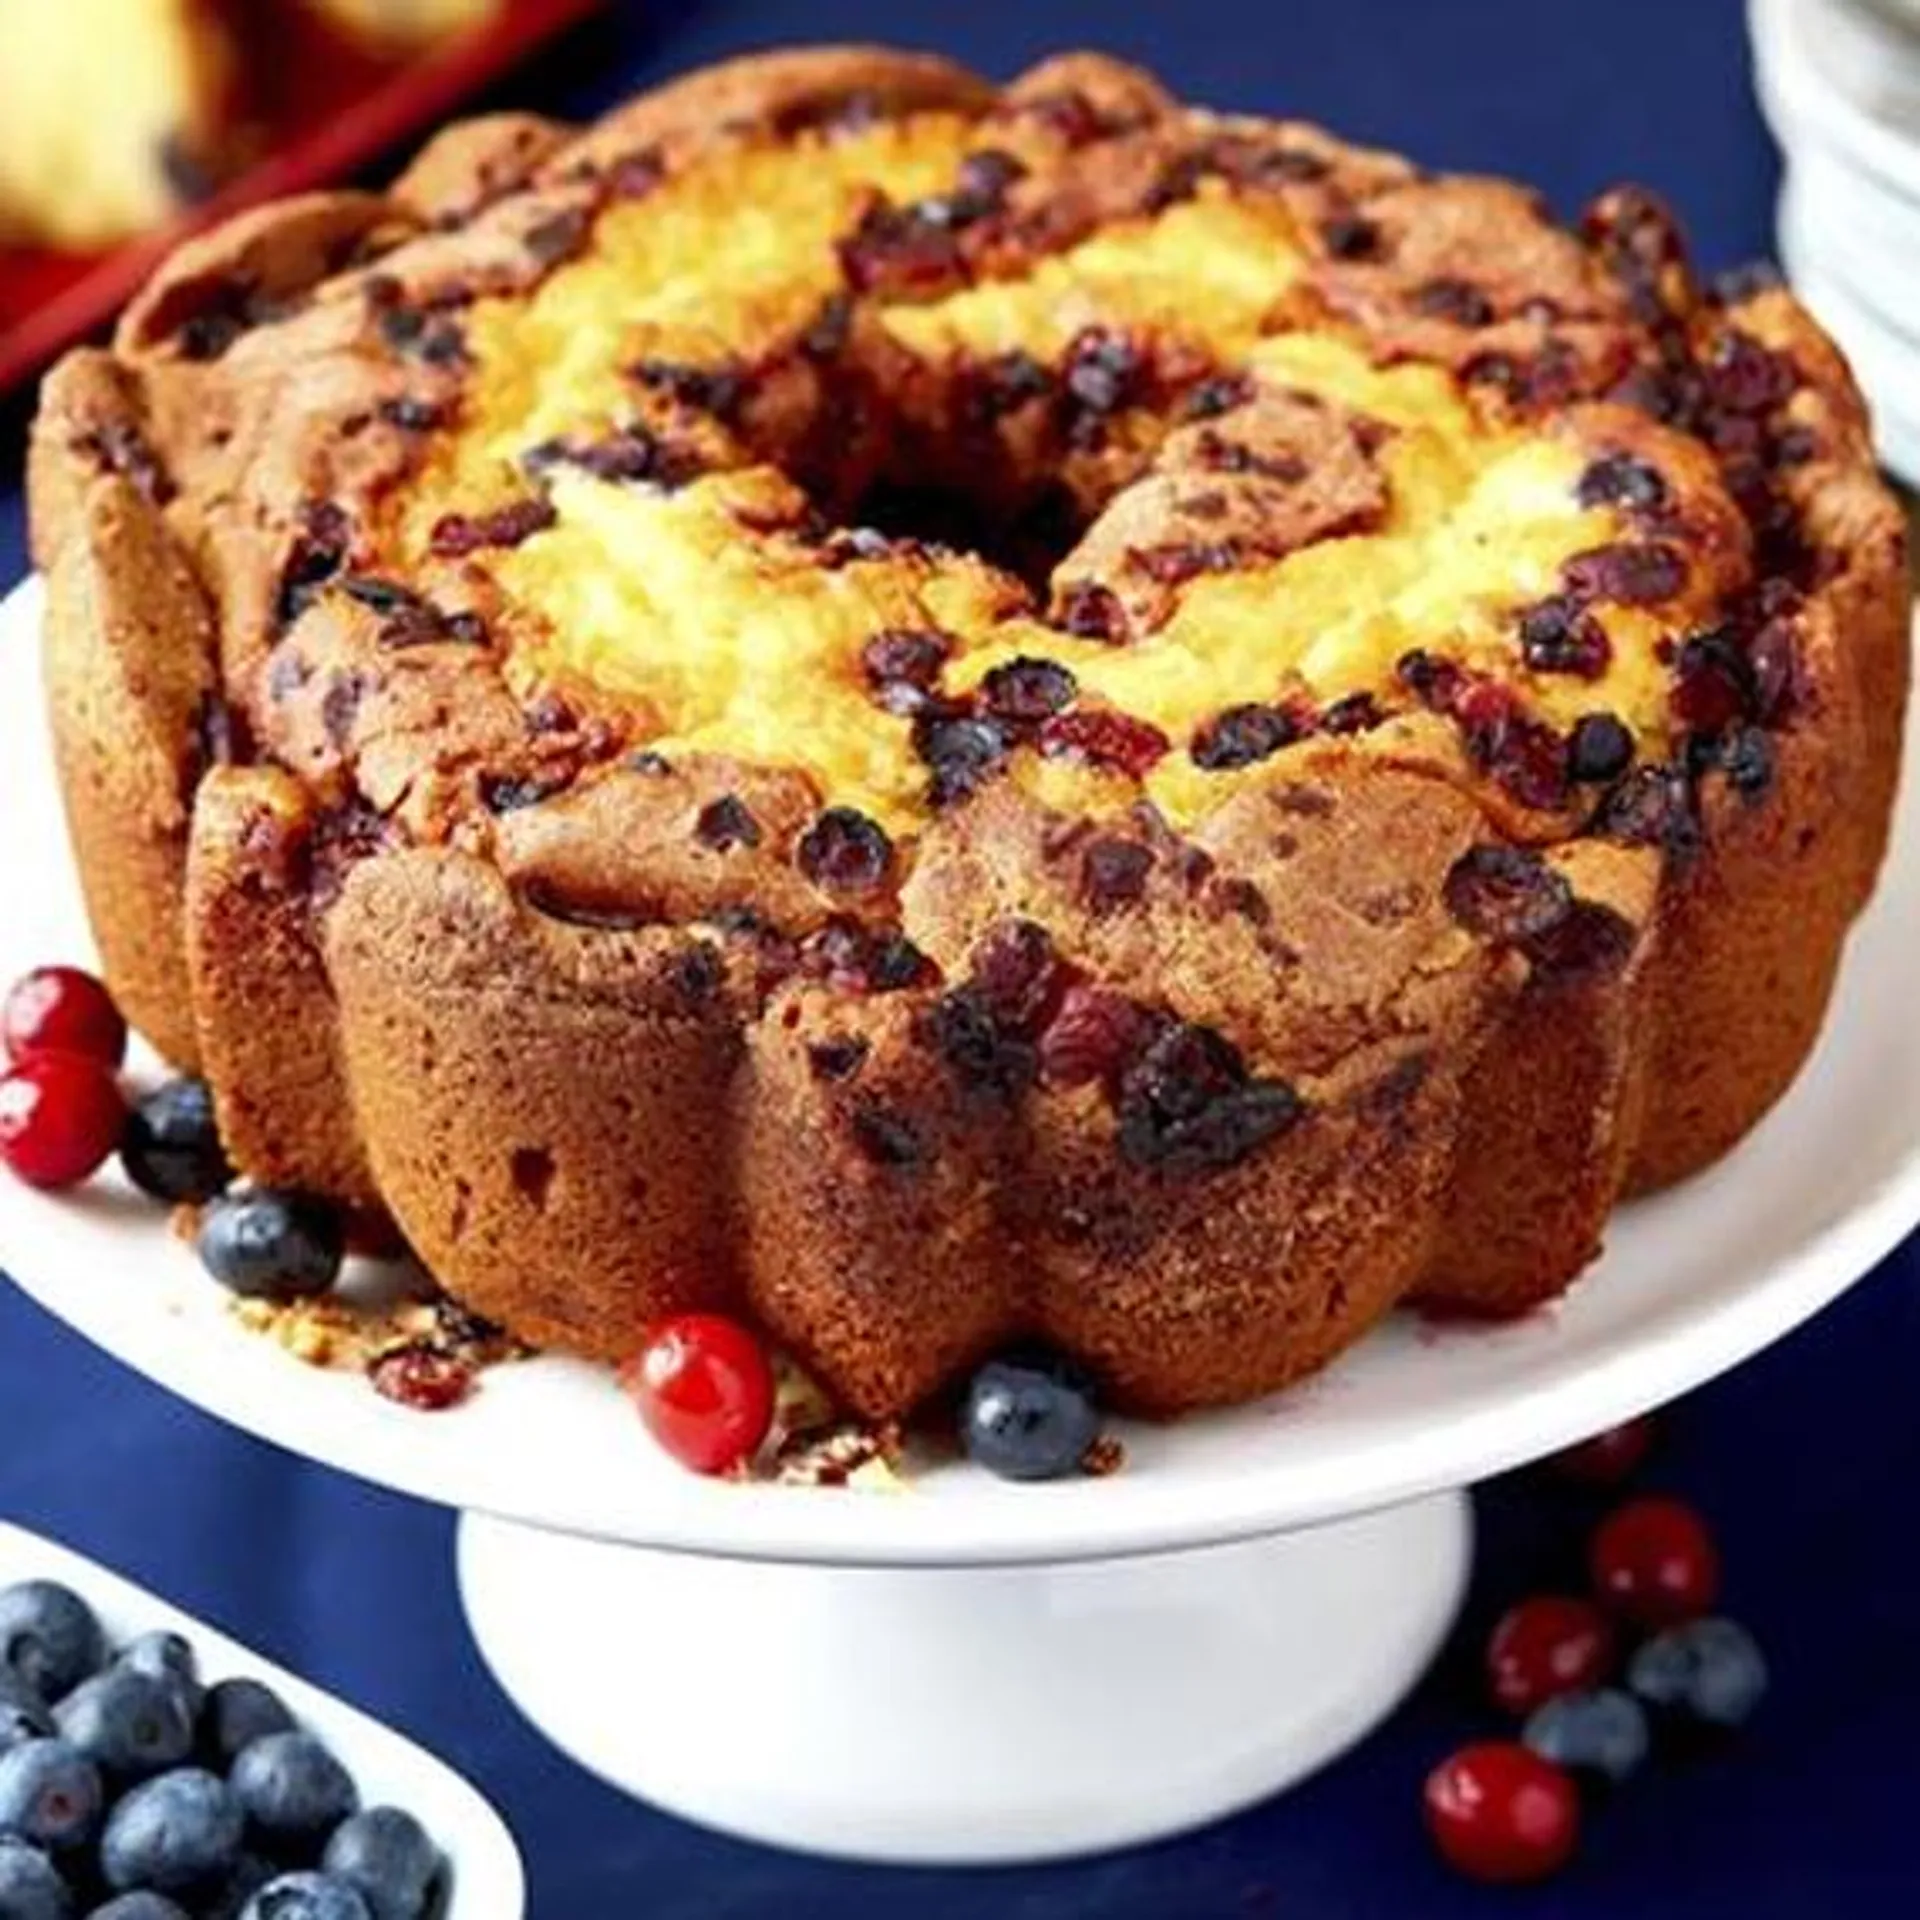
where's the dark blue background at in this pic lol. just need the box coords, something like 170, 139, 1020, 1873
5, 2, 1918, 1912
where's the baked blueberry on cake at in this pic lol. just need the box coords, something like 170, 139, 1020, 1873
28, 47, 1908, 1421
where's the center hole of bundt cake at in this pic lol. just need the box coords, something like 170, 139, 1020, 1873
832, 478, 1087, 594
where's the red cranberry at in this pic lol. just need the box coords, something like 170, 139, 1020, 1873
1040, 986, 1150, 1089
625, 1313, 775, 1475
369, 1345, 474, 1411
971, 920, 1066, 1036
838, 198, 966, 299
0, 1055, 127, 1190
3, 967, 127, 1069
1038, 709, 1171, 778
1591, 1496, 1721, 1627
1563, 542, 1687, 607
1424, 1743, 1579, 1885
1670, 633, 1755, 734
1463, 701, 1569, 812
1550, 1415, 1656, 1485
427, 497, 556, 559
1487, 1596, 1617, 1715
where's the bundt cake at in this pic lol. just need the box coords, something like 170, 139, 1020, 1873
0, 0, 246, 249
28, 46, 1909, 1421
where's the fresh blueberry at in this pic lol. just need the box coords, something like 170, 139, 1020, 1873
960, 1349, 1102, 1482
1522, 1686, 1651, 1785
0, 1739, 102, 1852
114, 1638, 201, 1727
320, 1809, 440, 1920
55, 1671, 192, 1782
119, 1080, 233, 1205
239, 1872, 372, 1920
0, 1683, 52, 1758
0, 1585, 105, 1704
196, 1193, 344, 1304
1628, 1616, 1769, 1729
0, 1836, 69, 1920
198, 1853, 275, 1920
197, 1683, 295, 1776
230, 1736, 356, 1859
86, 1898, 190, 1920
99, 1770, 243, 1896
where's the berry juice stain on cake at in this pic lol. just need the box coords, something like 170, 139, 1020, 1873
20, 43, 1908, 1464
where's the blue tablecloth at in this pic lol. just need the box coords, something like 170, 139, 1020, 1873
5, 2, 1918, 1911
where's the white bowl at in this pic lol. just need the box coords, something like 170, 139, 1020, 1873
1776, 141, 1920, 326
0, 1519, 525, 1916
1751, 0, 1920, 205
1777, 179, 1920, 484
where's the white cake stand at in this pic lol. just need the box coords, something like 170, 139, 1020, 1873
4, 578, 1919, 1865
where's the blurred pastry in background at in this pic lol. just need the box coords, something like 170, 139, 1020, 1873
0, 0, 249, 249
300, 0, 505, 50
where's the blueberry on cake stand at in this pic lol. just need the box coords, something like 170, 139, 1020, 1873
5, 579, 1919, 1865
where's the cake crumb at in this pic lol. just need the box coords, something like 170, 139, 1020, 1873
767, 1420, 908, 1491
227, 1291, 528, 1398
1081, 1434, 1127, 1477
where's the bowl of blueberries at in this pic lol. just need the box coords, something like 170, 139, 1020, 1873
0, 1520, 523, 1918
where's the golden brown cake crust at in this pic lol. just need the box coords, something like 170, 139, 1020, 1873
30, 46, 1910, 1418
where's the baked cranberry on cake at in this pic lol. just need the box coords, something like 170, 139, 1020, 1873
28, 47, 1907, 1420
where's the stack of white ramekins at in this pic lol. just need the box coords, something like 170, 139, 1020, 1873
1751, 0, 1920, 485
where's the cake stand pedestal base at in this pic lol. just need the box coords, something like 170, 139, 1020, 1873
456, 1488, 1470, 1866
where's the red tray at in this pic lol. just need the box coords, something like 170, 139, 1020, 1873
0, 0, 605, 395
